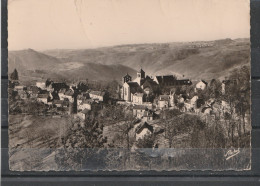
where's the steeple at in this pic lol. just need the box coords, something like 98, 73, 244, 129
122, 73, 132, 84
137, 68, 145, 79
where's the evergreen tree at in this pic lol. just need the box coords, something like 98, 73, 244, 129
10, 68, 18, 80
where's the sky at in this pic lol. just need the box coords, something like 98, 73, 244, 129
8, 0, 250, 50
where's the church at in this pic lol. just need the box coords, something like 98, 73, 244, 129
120, 69, 192, 103
121, 69, 146, 102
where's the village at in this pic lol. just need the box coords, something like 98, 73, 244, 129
8, 67, 250, 151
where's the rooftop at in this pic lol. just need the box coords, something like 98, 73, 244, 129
159, 95, 170, 101
136, 122, 153, 134
90, 91, 106, 97
123, 73, 131, 78
37, 94, 49, 98
133, 105, 147, 110
143, 111, 153, 117
81, 109, 90, 114
53, 100, 63, 104
81, 99, 93, 104
27, 86, 39, 93
77, 93, 89, 99
64, 89, 74, 96
59, 88, 67, 94
198, 80, 208, 85
155, 75, 176, 84
134, 93, 144, 97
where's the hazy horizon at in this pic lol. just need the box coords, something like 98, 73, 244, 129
9, 37, 250, 52
8, 0, 250, 51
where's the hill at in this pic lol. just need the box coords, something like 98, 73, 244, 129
8, 49, 136, 84
8, 38, 250, 84
8, 48, 63, 72
44, 38, 250, 80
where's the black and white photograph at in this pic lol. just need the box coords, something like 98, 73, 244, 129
8, 0, 251, 171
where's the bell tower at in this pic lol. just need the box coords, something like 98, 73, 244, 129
122, 73, 132, 84
136, 68, 145, 85
137, 68, 145, 79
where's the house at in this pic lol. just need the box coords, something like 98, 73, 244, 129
14, 85, 25, 91
78, 99, 93, 111
18, 90, 29, 99
154, 75, 192, 87
154, 75, 176, 86
173, 79, 192, 86
52, 82, 68, 91
77, 92, 90, 106
50, 91, 60, 101
184, 100, 192, 112
133, 105, 147, 118
141, 77, 160, 99
202, 107, 213, 115
142, 110, 154, 122
191, 96, 199, 108
177, 94, 186, 104
37, 94, 49, 104
57, 106, 71, 115
158, 95, 170, 109
195, 80, 208, 90
47, 82, 68, 92
89, 91, 107, 102
47, 101, 53, 105
62, 99, 70, 107
27, 86, 40, 98
77, 109, 89, 120
133, 93, 144, 104
36, 82, 46, 90
58, 88, 67, 100
53, 100, 64, 107
63, 89, 74, 103
135, 122, 154, 140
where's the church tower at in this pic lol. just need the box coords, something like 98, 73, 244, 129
136, 68, 145, 85
137, 68, 145, 79
122, 73, 132, 84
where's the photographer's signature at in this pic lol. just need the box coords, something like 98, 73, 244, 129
224, 148, 240, 160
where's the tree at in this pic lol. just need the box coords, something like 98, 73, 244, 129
161, 109, 181, 120
222, 65, 250, 146
106, 80, 119, 99
113, 120, 135, 149
163, 119, 177, 148
109, 117, 136, 168
136, 134, 155, 148
134, 134, 156, 169
45, 79, 53, 87
10, 68, 18, 80
77, 81, 88, 92
55, 118, 107, 170
208, 79, 222, 99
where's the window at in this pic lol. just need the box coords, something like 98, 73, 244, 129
125, 88, 127, 95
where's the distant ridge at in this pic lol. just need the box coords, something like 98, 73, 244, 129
8, 38, 250, 83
